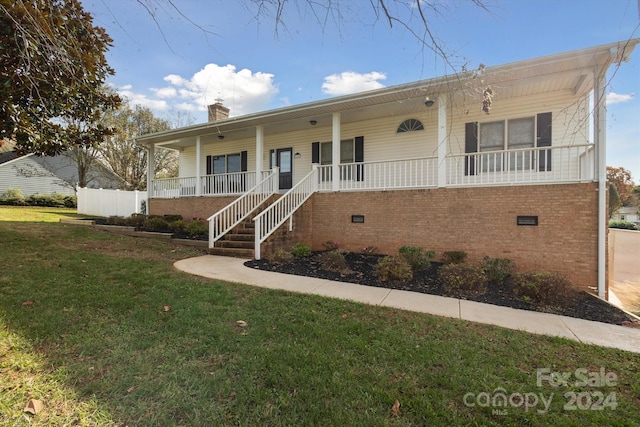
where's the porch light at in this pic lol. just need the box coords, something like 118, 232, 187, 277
218, 134, 224, 140
309, 120, 317, 125
424, 97, 435, 107
294, 152, 301, 158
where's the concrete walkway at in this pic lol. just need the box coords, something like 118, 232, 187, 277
174, 255, 640, 354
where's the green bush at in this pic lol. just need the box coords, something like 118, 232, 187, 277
163, 214, 183, 222
375, 256, 413, 282
126, 214, 147, 228
26, 193, 66, 207
438, 263, 488, 297
269, 248, 293, 264
184, 218, 208, 238
0, 188, 26, 205
168, 219, 186, 234
290, 242, 312, 257
398, 246, 435, 271
142, 216, 170, 232
608, 220, 637, 230
442, 251, 467, 265
510, 272, 576, 307
318, 250, 349, 273
480, 256, 516, 283
106, 216, 128, 226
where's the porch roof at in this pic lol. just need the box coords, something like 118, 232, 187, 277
136, 39, 638, 150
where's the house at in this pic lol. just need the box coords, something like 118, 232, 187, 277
0, 149, 123, 197
136, 39, 640, 299
612, 206, 640, 227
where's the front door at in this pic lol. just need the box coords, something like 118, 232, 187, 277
275, 148, 293, 190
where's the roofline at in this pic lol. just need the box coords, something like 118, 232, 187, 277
0, 152, 33, 168
135, 38, 639, 144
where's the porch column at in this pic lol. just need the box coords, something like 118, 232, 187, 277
147, 143, 155, 196
195, 136, 202, 196
594, 71, 607, 299
256, 125, 264, 178
437, 96, 447, 187
332, 112, 341, 192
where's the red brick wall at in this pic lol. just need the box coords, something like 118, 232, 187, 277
309, 184, 599, 291
149, 196, 238, 220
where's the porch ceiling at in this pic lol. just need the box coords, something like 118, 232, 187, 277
138, 39, 638, 150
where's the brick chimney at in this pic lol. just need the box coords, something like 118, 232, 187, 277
208, 100, 230, 122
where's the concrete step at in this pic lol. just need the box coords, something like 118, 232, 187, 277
208, 247, 254, 258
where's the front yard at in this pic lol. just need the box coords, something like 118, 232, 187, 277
0, 207, 639, 425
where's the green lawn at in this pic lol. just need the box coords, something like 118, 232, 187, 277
1, 207, 638, 426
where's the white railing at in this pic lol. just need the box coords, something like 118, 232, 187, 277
446, 144, 595, 186
253, 166, 318, 259
152, 176, 197, 198
335, 157, 438, 191
208, 168, 279, 248
202, 171, 257, 196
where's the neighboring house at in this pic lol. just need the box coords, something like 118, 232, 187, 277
0, 151, 123, 197
136, 40, 640, 299
612, 206, 640, 226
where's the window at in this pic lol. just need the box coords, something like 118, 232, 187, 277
205, 151, 248, 193
207, 152, 243, 175
312, 136, 365, 181
465, 113, 551, 175
319, 139, 353, 180
397, 119, 424, 133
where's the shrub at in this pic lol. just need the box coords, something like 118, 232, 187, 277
142, 216, 170, 232
480, 256, 516, 283
0, 188, 26, 205
438, 263, 488, 297
510, 272, 576, 306
360, 245, 378, 255
106, 216, 128, 226
126, 214, 147, 228
318, 250, 349, 273
322, 240, 340, 251
290, 242, 312, 257
163, 214, 183, 223
269, 248, 293, 264
398, 246, 435, 271
375, 256, 413, 282
184, 218, 208, 238
62, 195, 77, 208
442, 251, 467, 265
168, 219, 186, 234
608, 220, 637, 230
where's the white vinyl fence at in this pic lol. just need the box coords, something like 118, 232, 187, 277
76, 187, 147, 218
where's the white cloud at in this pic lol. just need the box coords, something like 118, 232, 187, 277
116, 64, 279, 118
322, 71, 387, 96
606, 92, 635, 105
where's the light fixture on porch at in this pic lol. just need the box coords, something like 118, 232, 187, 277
424, 97, 435, 107
218, 134, 225, 140
309, 120, 317, 125
294, 152, 301, 159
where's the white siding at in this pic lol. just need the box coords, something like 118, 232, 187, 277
0, 156, 75, 197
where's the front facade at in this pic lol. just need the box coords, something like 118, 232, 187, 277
137, 40, 639, 298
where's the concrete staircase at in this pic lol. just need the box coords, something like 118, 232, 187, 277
208, 218, 256, 258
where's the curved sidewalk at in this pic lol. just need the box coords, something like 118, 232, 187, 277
174, 255, 640, 354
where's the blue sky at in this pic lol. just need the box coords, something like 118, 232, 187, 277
81, 0, 640, 182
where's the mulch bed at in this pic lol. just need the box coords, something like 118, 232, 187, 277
245, 252, 640, 327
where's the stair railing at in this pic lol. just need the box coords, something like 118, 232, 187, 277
253, 165, 318, 259
208, 168, 279, 249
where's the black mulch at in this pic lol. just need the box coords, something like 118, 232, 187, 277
245, 252, 640, 327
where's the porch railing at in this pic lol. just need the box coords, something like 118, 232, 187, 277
208, 168, 279, 249
152, 176, 197, 198
152, 172, 258, 198
253, 165, 318, 259
446, 144, 595, 186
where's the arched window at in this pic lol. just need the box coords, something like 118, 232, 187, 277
397, 119, 424, 133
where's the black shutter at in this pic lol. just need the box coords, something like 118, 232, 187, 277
311, 142, 320, 164
206, 155, 212, 175
355, 136, 364, 181
465, 122, 478, 176
537, 112, 552, 171
269, 149, 274, 169
240, 151, 248, 172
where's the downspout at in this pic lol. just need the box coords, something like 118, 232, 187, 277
594, 71, 607, 299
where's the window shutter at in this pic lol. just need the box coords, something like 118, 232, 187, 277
311, 142, 319, 164
355, 136, 364, 181
464, 122, 478, 176
269, 149, 275, 169
240, 151, 248, 172
537, 112, 552, 171
206, 155, 212, 175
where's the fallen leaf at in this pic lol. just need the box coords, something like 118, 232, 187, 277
163, 305, 171, 312
24, 399, 44, 415
127, 386, 135, 393
341, 313, 348, 319
22, 300, 34, 306
236, 320, 248, 327
391, 399, 400, 417
60, 334, 72, 338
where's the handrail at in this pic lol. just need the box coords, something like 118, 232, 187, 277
253, 166, 318, 259
208, 168, 279, 249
